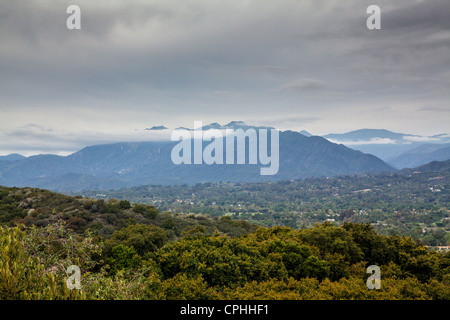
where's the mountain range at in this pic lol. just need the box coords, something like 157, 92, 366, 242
0, 153, 26, 162
0, 124, 395, 191
1, 123, 448, 192
399, 159, 450, 175
386, 143, 450, 169
321, 128, 450, 168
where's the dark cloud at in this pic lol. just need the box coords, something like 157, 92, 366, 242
0, 0, 448, 154
382, 0, 450, 31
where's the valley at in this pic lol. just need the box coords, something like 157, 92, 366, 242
75, 160, 450, 247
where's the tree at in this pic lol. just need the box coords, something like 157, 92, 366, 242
108, 244, 141, 275
299, 222, 363, 263
148, 273, 210, 300
0, 225, 83, 299
132, 204, 147, 214
105, 224, 167, 257
118, 200, 131, 210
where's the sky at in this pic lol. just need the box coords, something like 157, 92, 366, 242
0, 0, 449, 156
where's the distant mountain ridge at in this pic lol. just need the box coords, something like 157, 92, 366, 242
387, 143, 450, 169
0, 126, 394, 191
176, 121, 274, 131
299, 130, 312, 137
2, 125, 448, 188
0, 153, 26, 162
324, 128, 409, 141
399, 159, 450, 175
322, 129, 450, 162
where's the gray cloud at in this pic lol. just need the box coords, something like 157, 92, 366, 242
0, 0, 449, 154
382, 0, 450, 31
0, 123, 172, 156
278, 79, 329, 94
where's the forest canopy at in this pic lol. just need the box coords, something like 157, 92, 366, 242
0, 186, 448, 300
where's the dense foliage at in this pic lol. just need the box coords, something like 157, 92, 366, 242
0, 186, 257, 238
0, 184, 448, 300
0, 211, 448, 299
78, 170, 450, 246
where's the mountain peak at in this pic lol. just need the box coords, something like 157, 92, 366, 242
299, 130, 312, 137
222, 121, 274, 130
176, 121, 275, 131
227, 120, 245, 125
0, 153, 26, 162
323, 129, 408, 141
145, 125, 168, 131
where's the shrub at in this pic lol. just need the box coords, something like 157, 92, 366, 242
119, 200, 131, 210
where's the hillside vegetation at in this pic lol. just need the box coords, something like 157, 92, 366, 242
79, 163, 450, 246
0, 185, 449, 300
0, 186, 257, 238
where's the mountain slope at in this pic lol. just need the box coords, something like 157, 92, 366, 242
0, 185, 258, 238
299, 130, 312, 137
399, 159, 450, 175
387, 143, 450, 169
0, 129, 395, 191
0, 153, 26, 162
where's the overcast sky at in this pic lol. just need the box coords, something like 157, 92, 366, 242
1, 0, 449, 155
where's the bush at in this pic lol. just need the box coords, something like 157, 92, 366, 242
119, 200, 131, 210
133, 204, 147, 214
108, 245, 141, 275
105, 224, 168, 256
0, 225, 84, 299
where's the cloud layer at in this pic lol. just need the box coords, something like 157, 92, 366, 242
0, 0, 449, 155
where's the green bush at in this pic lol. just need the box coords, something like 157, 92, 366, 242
119, 200, 131, 210
105, 224, 168, 256
108, 245, 141, 275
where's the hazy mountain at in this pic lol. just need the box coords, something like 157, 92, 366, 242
387, 143, 450, 169
0, 127, 394, 191
324, 129, 407, 141
0, 153, 26, 161
322, 129, 450, 160
179, 121, 274, 131
299, 130, 312, 137
399, 159, 450, 175
145, 125, 168, 131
